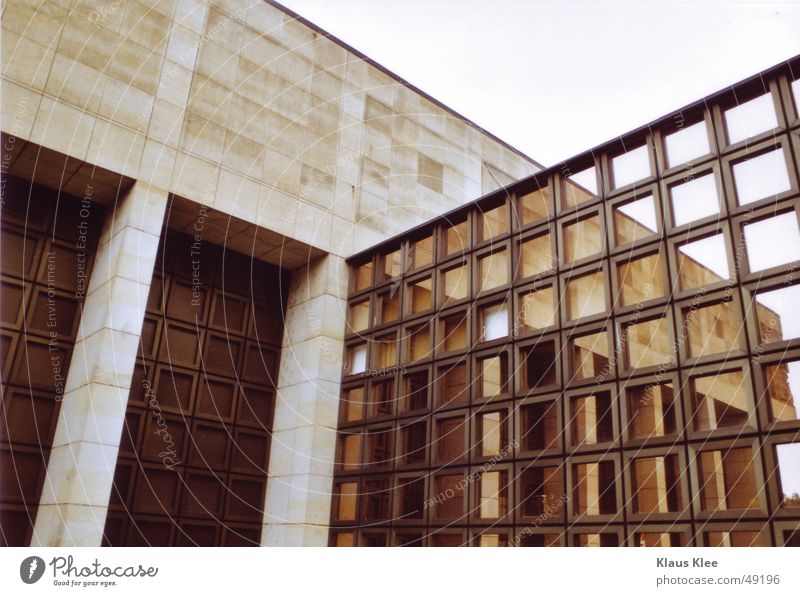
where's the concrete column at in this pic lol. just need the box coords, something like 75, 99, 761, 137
31, 182, 168, 546
262, 254, 348, 546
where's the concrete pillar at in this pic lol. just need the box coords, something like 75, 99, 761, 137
262, 254, 348, 546
31, 182, 168, 546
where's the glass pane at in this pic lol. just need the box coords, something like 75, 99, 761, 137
665, 120, 711, 167
479, 303, 508, 341
724, 93, 778, 144
444, 219, 468, 255
521, 466, 561, 515
704, 531, 763, 547
676, 234, 730, 291
434, 475, 464, 519
436, 419, 465, 463
442, 264, 468, 305
519, 287, 556, 331
733, 149, 791, 205
412, 235, 433, 268
396, 478, 425, 517
382, 248, 402, 280
399, 422, 426, 464
565, 270, 606, 320
440, 311, 468, 352
478, 470, 508, 518
343, 386, 365, 422
479, 353, 508, 398
614, 195, 657, 245
686, 302, 743, 359
569, 331, 609, 380
627, 383, 676, 439
612, 145, 651, 188
562, 165, 599, 209
519, 187, 551, 225
365, 428, 392, 467
573, 461, 616, 515
632, 454, 682, 513
574, 533, 619, 547
755, 285, 800, 343
571, 392, 613, 446
369, 379, 394, 417
698, 447, 758, 511
624, 317, 673, 369
564, 215, 602, 263
348, 300, 370, 333
406, 325, 431, 362
340, 434, 362, 471
439, 363, 467, 406
402, 371, 428, 412
743, 213, 800, 272
478, 533, 508, 547
376, 290, 400, 325
409, 277, 432, 313
793, 79, 800, 114
521, 340, 557, 388
776, 443, 800, 506
635, 533, 685, 547
765, 359, 800, 422
336, 482, 358, 521
354, 262, 373, 291
520, 403, 559, 451
478, 411, 507, 457
479, 204, 508, 242
617, 253, 666, 306
670, 173, 719, 227
374, 335, 397, 369
349, 344, 367, 374
520, 234, 554, 277
478, 250, 509, 292
691, 370, 752, 431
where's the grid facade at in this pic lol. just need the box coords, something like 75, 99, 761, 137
330, 61, 800, 546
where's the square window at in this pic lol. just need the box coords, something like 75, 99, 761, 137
572, 460, 617, 515
374, 334, 397, 369
354, 261, 373, 291
478, 250, 509, 292
362, 478, 390, 521
348, 344, 367, 375
755, 285, 800, 344
369, 379, 394, 417
631, 454, 682, 514
347, 300, 369, 333
519, 287, 556, 331
440, 311, 468, 353
612, 145, 651, 188
569, 330, 609, 380
478, 204, 509, 242
613, 194, 658, 245
670, 173, 720, 227
402, 370, 429, 412
627, 383, 676, 440
438, 363, 468, 406
444, 219, 469, 256
408, 277, 433, 313
399, 422, 427, 465
675, 234, 730, 291
478, 353, 509, 398
724, 93, 778, 144
521, 466, 562, 516
743, 212, 800, 273
477, 411, 508, 457
616, 253, 666, 307
733, 148, 791, 205
520, 340, 557, 389
520, 402, 559, 451
412, 235, 433, 269
519, 187, 552, 225
765, 359, 800, 422
375, 290, 400, 325
691, 370, 752, 431
478, 470, 508, 518
776, 443, 800, 507
623, 317, 673, 369
435, 418, 466, 463
442, 264, 468, 305
570, 391, 614, 447
563, 215, 602, 263
342, 386, 365, 423
665, 121, 711, 167
381, 248, 403, 281
562, 165, 599, 209
685, 301, 743, 359
479, 302, 509, 342
405, 324, 431, 362
697, 447, 758, 511
520, 233, 554, 277
565, 270, 606, 320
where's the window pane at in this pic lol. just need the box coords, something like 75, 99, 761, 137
564, 215, 602, 263
369, 379, 394, 417
396, 478, 425, 518
399, 422, 426, 465
439, 363, 467, 406
479, 204, 508, 242
627, 383, 676, 439
436, 418, 466, 463
521, 466, 561, 516
698, 447, 758, 511
562, 165, 599, 209
412, 235, 433, 269
376, 290, 400, 325
354, 261, 373, 291
519, 287, 556, 331
521, 340, 557, 388
634, 533, 685, 547
520, 234, 554, 277
743, 213, 800, 272
478, 250, 509, 292
442, 264, 468, 305
565, 270, 606, 320
765, 360, 800, 422
479, 353, 508, 398
665, 120, 711, 167
364, 428, 392, 467
478, 411, 508, 457
478, 533, 508, 547
793, 79, 800, 113
676, 234, 730, 291
614, 195, 657, 245
340, 434, 362, 471
434, 475, 464, 519
406, 324, 431, 362
632, 454, 682, 513
724, 93, 778, 144
520, 402, 559, 451
478, 470, 508, 518
624, 317, 673, 369
440, 311, 468, 352
612, 145, 651, 188
573, 461, 617, 515
479, 303, 508, 341
374, 335, 397, 369
704, 531, 763, 547
336, 482, 358, 521
382, 248, 402, 280
571, 392, 613, 446
349, 344, 367, 374
574, 533, 619, 547
755, 285, 800, 344
670, 173, 719, 226
617, 253, 666, 306
733, 149, 791, 205
685, 302, 743, 359
569, 331, 609, 380
347, 300, 370, 333
776, 443, 800, 507
402, 371, 429, 412
343, 386, 365, 422
519, 187, 551, 225
409, 277, 432, 313
444, 219, 468, 255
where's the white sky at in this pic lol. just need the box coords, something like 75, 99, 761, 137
278, 0, 800, 166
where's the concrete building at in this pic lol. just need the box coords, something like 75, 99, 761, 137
1, 0, 798, 547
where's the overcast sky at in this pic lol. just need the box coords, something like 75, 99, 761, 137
278, 0, 800, 167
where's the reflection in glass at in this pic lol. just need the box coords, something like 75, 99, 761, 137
676, 234, 730, 291
776, 443, 800, 506
635, 533, 685, 547
340, 433, 362, 471
444, 219, 468, 255
670, 173, 719, 226
698, 447, 759, 511
363, 478, 390, 521
409, 277, 432, 313
562, 165, 599, 209
343, 385, 365, 422
479, 204, 508, 242
478, 470, 508, 518
566, 271, 606, 320
479, 353, 508, 398
733, 149, 791, 205
624, 317, 673, 369
612, 145, 651, 189
617, 252, 666, 306
724, 93, 778, 144
632, 454, 682, 513
564, 215, 602, 263
478, 411, 508, 457
399, 422, 426, 464
479, 303, 508, 341
382, 248, 402, 280
369, 379, 394, 417
521, 466, 562, 516
402, 371, 428, 412
376, 290, 400, 325
569, 331, 609, 380
406, 324, 431, 362
665, 121, 711, 167
442, 264, 468, 305
354, 261, 373, 291
686, 302, 743, 359
765, 360, 800, 422
573, 461, 617, 515
704, 532, 763, 547
520, 233, 554, 277
374, 334, 397, 369
436, 417, 465, 463
440, 311, 468, 352
571, 392, 613, 446
743, 212, 800, 273
521, 340, 557, 388
574, 533, 619, 547
755, 285, 800, 344
439, 363, 467, 406
348, 300, 369, 333
614, 195, 657, 245
412, 235, 433, 269
520, 402, 559, 451
396, 478, 425, 518
434, 475, 464, 519
520, 287, 556, 331
519, 187, 551, 225
478, 250, 509, 292
336, 482, 358, 521
349, 344, 367, 374
627, 383, 676, 439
